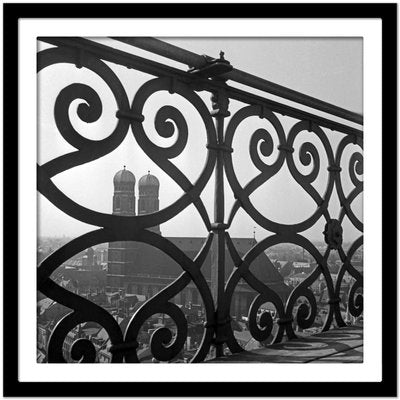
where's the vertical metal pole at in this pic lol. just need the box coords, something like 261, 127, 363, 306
210, 87, 230, 357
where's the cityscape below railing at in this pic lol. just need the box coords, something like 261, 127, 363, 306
37, 37, 363, 363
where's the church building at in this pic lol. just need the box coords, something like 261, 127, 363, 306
107, 167, 290, 318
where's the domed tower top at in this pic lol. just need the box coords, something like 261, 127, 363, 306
138, 171, 161, 234
139, 171, 159, 187
113, 166, 135, 192
138, 171, 159, 195
112, 166, 136, 216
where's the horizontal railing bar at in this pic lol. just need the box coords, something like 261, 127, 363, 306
39, 36, 190, 79
38, 37, 362, 137
112, 37, 363, 126
225, 85, 363, 137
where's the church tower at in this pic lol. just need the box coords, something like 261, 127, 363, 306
138, 171, 161, 234
107, 167, 138, 293
112, 166, 136, 216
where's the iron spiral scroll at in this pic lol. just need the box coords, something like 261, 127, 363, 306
37, 40, 363, 363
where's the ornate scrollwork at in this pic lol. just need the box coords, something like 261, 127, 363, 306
224, 105, 287, 231
130, 77, 216, 165
38, 47, 131, 178
293, 289, 318, 330
41, 278, 124, 363
225, 111, 336, 234
38, 60, 215, 232
335, 135, 363, 232
349, 152, 363, 188
124, 299, 188, 363
223, 233, 290, 349
37, 40, 362, 363
54, 83, 103, 150
284, 268, 320, 339
70, 338, 97, 363
121, 232, 215, 363
348, 280, 363, 317
334, 237, 363, 324
38, 227, 215, 363
297, 141, 320, 183
153, 105, 188, 157
248, 295, 276, 342
249, 128, 275, 172
283, 120, 335, 229
128, 77, 217, 230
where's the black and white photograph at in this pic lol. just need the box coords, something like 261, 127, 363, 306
3, 2, 396, 397
36, 35, 364, 364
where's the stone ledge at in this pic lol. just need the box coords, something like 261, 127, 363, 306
207, 326, 363, 363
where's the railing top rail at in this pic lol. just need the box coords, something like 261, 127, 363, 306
112, 37, 363, 126
38, 36, 363, 137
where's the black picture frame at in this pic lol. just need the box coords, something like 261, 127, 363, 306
3, 2, 397, 397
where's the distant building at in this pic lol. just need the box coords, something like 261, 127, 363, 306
292, 262, 313, 273
55, 268, 106, 294
285, 271, 309, 287
275, 260, 293, 277
106, 168, 291, 318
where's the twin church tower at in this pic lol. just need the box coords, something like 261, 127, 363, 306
112, 166, 161, 234
107, 167, 161, 293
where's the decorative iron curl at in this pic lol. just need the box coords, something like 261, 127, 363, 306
130, 77, 216, 163
248, 295, 276, 342
149, 302, 188, 362
284, 271, 321, 340
47, 310, 124, 363
223, 233, 288, 350
349, 152, 363, 188
42, 279, 124, 363
70, 338, 97, 363
54, 83, 103, 150
335, 135, 363, 232
39, 235, 126, 363
348, 281, 363, 318
120, 231, 215, 363
38, 46, 130, 178
279, 235, 337, 338
37, 79, 214, 232
293, 289, 318, 330
148, 299, 199, 362
123, 234, 216, 364
348, 284, 363, 319
224, 105, 289, 232
128, 77, 217, 230
225, 112, 337, 234
335, 238, 363, 323
285, 120, 335, 213
122, 273, 190, 363
39, 228, 215, 363
153, 105, 188, 158
249, 128, 276, 172
297, 141, 320, 183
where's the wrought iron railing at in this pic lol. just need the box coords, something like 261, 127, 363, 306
37, 37, 363, 363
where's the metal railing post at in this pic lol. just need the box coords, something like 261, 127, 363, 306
210, 85, 230, 357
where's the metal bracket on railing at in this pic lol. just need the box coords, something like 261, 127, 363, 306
188, 51, 233, 79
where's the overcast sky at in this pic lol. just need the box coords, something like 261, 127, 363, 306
38, 37, 363, 243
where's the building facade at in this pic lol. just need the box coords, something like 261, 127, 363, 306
106, 168, 290, 318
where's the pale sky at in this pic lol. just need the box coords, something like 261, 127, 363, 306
38, 37, 363, 243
